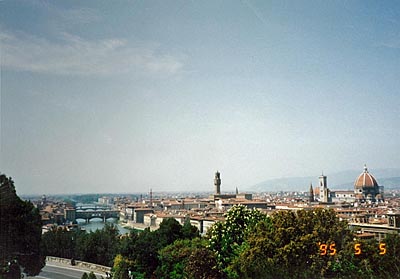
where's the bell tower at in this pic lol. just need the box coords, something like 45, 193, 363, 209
214, 171, 221, 195
319, 173, 329, 203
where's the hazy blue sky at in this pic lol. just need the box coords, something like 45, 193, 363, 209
1, 1, 399, 195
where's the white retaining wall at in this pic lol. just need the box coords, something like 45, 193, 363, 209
46, 256, 112, 274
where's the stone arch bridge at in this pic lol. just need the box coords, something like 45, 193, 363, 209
75, 208, 120, 223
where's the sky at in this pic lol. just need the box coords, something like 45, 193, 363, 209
1, 0, 400, 195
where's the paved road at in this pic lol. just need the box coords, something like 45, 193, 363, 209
26, 263, 108, 279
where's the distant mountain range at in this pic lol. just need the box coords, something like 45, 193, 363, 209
249, 168, 400, 192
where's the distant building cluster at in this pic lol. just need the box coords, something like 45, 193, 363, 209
34, 165, 400, 241
311, 165, 384, 204
32, 195, 77, 233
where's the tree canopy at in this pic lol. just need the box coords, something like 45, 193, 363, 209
0, 174, 45, 278
111, 217, 201, 279
206, 204, 270, 276
231, 208, 351, 278
36, 200, 400, 279
42, 222, 120, 267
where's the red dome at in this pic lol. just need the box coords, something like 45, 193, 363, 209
354, 165, 378, 188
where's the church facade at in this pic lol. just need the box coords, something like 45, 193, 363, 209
314, 165, 383, 204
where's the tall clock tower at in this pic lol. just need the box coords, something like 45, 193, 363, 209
319, 173, 329, 203
214, 171, 221, 195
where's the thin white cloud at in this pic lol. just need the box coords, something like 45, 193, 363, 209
0, 30, 184, 77
376, 39, 400, 49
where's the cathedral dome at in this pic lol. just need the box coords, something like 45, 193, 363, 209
354, 165, 378, 188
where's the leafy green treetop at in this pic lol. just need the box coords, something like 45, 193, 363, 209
233, 208, 352, 279
112, 217, 201, 279
88, 271, 97, 279
156, 238, 206, 279
0, 174, 45, 278
207, 205, 270, 275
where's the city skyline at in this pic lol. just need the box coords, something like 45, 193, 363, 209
1, 1, 400, 195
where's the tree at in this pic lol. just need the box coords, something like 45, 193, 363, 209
156, 238, 205, 279
181, 219, 200, 239
232, 208, 352, 279
373, 233, 400, 277
114, 217, 200, 279
41, 227, 82, 258
206, 205, 269, 276
112, 254, 132, 279
76, 223, 120, 266
330, 233, 400, 279
87, 271, 97, 279
128, 228, 159, 278
185, 247, 225, 279
119, 230, 138, 258
156, 218, 184, 247
0, 174, 45, 278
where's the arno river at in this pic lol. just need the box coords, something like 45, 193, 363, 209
77, 218, 131, 234
75, 203, 131, 234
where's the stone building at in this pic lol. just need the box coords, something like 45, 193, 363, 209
319, 173, 331, 203
354, 165, 383, 202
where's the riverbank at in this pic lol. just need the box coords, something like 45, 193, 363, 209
120, 220, 158, 232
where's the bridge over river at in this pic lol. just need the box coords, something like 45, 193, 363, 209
66, 205, 120, 223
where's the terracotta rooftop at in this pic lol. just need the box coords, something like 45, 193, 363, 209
354, 165, 378, 188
